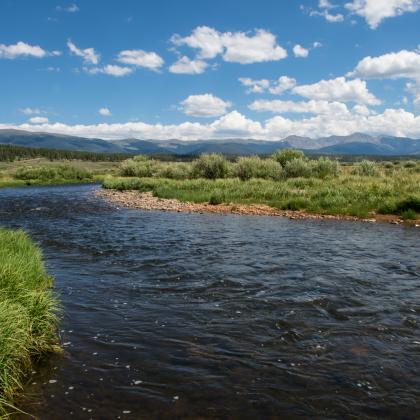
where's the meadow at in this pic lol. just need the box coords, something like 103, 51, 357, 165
0, 229, 60, 418
103, 151, 420, 220
0, 158, 119, 188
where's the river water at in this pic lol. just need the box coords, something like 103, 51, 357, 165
0, 184, 419, 419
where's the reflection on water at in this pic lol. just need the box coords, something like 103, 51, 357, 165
0, 184, 419, 419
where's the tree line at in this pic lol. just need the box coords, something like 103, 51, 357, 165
0, 144, 132, 162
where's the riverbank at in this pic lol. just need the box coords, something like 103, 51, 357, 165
0, 229, 60, 417
97, 188, 419, 226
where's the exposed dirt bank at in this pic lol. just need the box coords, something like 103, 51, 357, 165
97, 189, 420, 226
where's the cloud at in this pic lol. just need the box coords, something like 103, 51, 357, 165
249, 99, 350, 115
20, 107, 42, 115
28, 116, 49, 124
5, 107, 420, 140
169, 56, 208, 74
349, 49, 420, 80
239, 76, 296, 94
292, 77, 381, 105
67, 39, 100, 65
84, 64, 134, 77
293, 44, 309, 58
116, 49, 164, 70
0, 41, 56, 59
171, 26, 287, 64
349, 49, 420, 105
345, 0, 420, 29
99, 107, 111, 116
180, 94, 232, 117
56, 3, 79, 12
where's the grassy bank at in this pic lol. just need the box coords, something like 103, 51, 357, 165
103, 152, 420, 220
0, 158, 119, 189
0, 229, 60, 417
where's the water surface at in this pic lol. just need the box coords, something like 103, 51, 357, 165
0, 184, 419, 419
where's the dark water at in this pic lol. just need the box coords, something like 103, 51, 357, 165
1, 185, 420, 419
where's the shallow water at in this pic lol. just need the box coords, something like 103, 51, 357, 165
1, 184, 419, 419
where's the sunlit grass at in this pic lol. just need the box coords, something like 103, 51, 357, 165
103, 169, 420, 219
0, 229, 60, 418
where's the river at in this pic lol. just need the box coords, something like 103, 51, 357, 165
1, 184, 419, 419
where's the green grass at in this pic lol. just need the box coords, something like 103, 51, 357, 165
0, 158, 119, 189
0, 229, 60, 418
103, 171, 420, 219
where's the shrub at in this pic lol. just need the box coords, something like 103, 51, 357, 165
284, 158, 313, 178
119, 159, 157, 177
192, 154, 228, 179
272, 149, 305, 167
404, 160, 417, 168
14, 165, 92, 181
155, 163, 191, 180
234, 156, 282, 181
312, 157, 341, 178
352, 160, 380, 177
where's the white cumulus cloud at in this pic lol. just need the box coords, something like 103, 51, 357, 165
345, 0, 420, 29
67, 39, 100, 65
0, 41, 54, 59
169, 56, 208, 74
171, 26, 287, 65
292, 77, 381, 105
239, 76, 296, 94
349, 49, 420, 80
3, 107, 420, 140
56, 3, 79, 12
28, 116, 49, 124
116, 49, 164, 70
293, 44, 309, 58
180, 94, 232, 117
99, 107, 111, 116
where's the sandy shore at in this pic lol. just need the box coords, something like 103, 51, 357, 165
96, 189, 420, 226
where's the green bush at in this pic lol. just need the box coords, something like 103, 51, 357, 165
352, 160, 381, 177
119, 159, 158, 177
271, 149, 305, 167
14, 165, 92, 181
312, 157, 341, 178
155, 163, 191, 180
192, 154, 229, 179
284, 158, 313, 178
404, 160, 417, 168
234, 156, 282, 181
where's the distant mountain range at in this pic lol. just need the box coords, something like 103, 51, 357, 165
1, 129, 420, 156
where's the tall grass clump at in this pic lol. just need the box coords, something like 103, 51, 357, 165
191, 154, 229, 179
0, 229, 60, 416
234, 156, 282, 180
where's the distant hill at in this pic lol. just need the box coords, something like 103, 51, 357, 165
0, 129, 419, 156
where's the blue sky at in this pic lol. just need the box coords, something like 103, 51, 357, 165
1, 0, 420, 140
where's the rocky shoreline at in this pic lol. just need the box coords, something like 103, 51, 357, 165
96, 189, 419, 226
